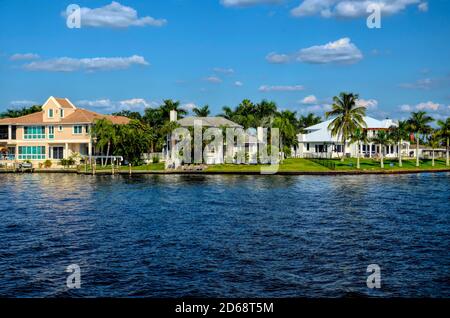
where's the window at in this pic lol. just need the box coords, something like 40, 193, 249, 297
48, 109, 54, 118
306, 143, 310, 151
73, 125, 83, 134
85, 125, 90, 134
51, 147, 64, 159
58, 125, 63, 132
48, 126, 54, 139
24, 126, 45, 139
18, 146, 46, 160
60, 109, 65, 118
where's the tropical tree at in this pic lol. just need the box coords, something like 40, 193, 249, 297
427, 131, 441, 167
388, 120, 409, 168
298, 113, 322, 133
437, 118, 450, 166
193, 105, 210, 117
273, 110, 298, 157
114, 120, 155, 165
91, 118, 116, 167
0, 105, 42, 118
371, 130, 391, 169
407, 111, 434, 167
350, 128, 369, 169
112, 110, 142, 121
325, 93, 367, 161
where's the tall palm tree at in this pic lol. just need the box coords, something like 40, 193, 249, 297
428, 131, 441, 167
350, 128, 368, 169
407, 111, 434, 167
193, 105, 211, 117
388, 120, 409, 168
325, 92, 367, 161
160, 99, 187, 119
91, 118, 116, 167
437, 118, 450, 166
371, 130, 390, 169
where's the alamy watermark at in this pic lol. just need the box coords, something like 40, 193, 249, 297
170, 122, 280, 174
66, 4, 81, 29
366, 264, 381, 289
367, 4, 382, 29
66, 264, 81, 289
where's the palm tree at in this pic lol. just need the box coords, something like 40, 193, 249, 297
91, 118, 116, 167
273, 110, 298, 158
371, 130, 390, 169
407, 111, 434, 167
428, 131, 441, 167
388, 120, 409, 168
160, 99, 187, 119
437, 118, 450, 166
193, 105, 210, 117
325, 92, 367, 161
298, 113, 322, 133
350, 128, 368, 169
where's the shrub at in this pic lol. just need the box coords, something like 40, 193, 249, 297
152, 156, 160, 164
44, 159, 52, 168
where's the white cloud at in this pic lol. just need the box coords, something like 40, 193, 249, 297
259, 84, 305, 92
301, 95, 318, 104
10, 53, 40, 61
399, 101, 443, 112
266, 52, 291, 64
268, 38, 362, 65
9, 100, 38, 106
182, 102, 198, 111
220, 0, 284, 8
205, 76, 223, 83
213, 67, 235, 74
399, 78, 433, 89
418, 2, 428, 12
300, 103, 332, 114
77, 98, 157, 112
22, 55, 149, 72
291, 0, 423, 19
297, 37, 363, 64
357, 98, 378, 110
234, 81, 244, 87
65, 1, 167, 28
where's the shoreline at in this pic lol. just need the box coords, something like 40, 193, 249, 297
1, 168, 450, 176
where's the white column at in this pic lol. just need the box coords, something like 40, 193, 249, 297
88, 141, 92, 156
369, 143, 373, 158
65, 143, 69, 158
8, 125, 12, 141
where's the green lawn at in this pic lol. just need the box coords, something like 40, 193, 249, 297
78, 158, 448, 173
205, 158, 449, 173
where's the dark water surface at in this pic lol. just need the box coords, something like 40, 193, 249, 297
0, 173, 449, 297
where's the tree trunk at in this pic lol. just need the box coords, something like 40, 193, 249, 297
398, 139, 403, 168
105, 141, 111, 167
380, 144, 384, 169
357, 141, 361, 169
447, 138, 449, 167
416, 138, 420, 167
341, 140, 346, 162
432, 150, 435, 167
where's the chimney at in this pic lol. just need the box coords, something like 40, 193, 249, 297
170, 110, 178, 122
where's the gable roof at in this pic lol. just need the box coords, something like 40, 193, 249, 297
54, 97, 76, 109
0, 108, 129, 125
177, 116, 242, 128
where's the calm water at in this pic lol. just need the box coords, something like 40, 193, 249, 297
0, 173, 449, 298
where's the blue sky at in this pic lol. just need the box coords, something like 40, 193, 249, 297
1, 0, 449, 120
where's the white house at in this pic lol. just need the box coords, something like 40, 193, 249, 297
164, 111, 260, 166
293, 116, 410, 159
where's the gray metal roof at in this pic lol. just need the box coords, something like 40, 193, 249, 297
177, 117, 242, 128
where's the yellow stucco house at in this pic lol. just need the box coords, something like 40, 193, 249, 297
0, 96, 129, 163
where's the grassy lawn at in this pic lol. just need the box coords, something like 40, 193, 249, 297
76, 159, 448, 173
205, 158, 449, 173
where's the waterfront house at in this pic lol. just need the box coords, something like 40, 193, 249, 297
0, 96, 129, 164
164, 111, 259, 166
293, 116, 410, 159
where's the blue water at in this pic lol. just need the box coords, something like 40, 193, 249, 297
0, 173, 449, 297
